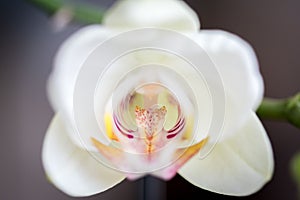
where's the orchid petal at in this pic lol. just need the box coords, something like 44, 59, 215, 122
191, 30, 264, 139
178, 112, 274, 196
103, 0, 200, 31
47, 25, 114, 147
42, 113, 125, 197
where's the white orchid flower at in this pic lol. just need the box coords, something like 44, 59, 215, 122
42, 0, 274, 197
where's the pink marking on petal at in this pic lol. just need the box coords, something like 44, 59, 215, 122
135, 105, 167, 153
113, 115, 135, 139
167, 118, 184, 133
135, 105, 167, 138
126, 173, 145, 181
166, 118, 185, 139
153, 137, 209, 180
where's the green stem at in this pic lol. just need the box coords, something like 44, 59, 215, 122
257, 93, 300, 128
257, 98, 287, 120
27, 0, 105, 24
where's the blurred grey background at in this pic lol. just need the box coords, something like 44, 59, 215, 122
0, 0, 299, 199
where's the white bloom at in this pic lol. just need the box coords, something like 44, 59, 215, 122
43, 0, 274, 197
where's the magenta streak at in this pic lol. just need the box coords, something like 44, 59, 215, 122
166, 123, 185, 139
166, 119, 185, 139
113, 116, 134, 139
168, 118, 182, 131
167, 118, 185, 133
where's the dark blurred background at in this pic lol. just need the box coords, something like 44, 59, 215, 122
0, 0, 299, 199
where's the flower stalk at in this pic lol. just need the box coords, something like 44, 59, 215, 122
142, 176, 166, 200
27, 0, 105, 24
257, 93, 300, 128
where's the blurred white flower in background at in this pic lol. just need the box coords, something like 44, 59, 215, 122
42, 0, 274, 197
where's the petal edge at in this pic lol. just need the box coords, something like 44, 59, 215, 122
178, 112, 274, 196
42, 113, 125, 197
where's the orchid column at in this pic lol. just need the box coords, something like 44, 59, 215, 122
42, 0, 273, 197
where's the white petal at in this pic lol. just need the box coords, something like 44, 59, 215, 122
191, 30, 264, 139
47, 25, 114, 146
178, 112, 274, 196
103, 0, 200, 31
42, 113, 125, 197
